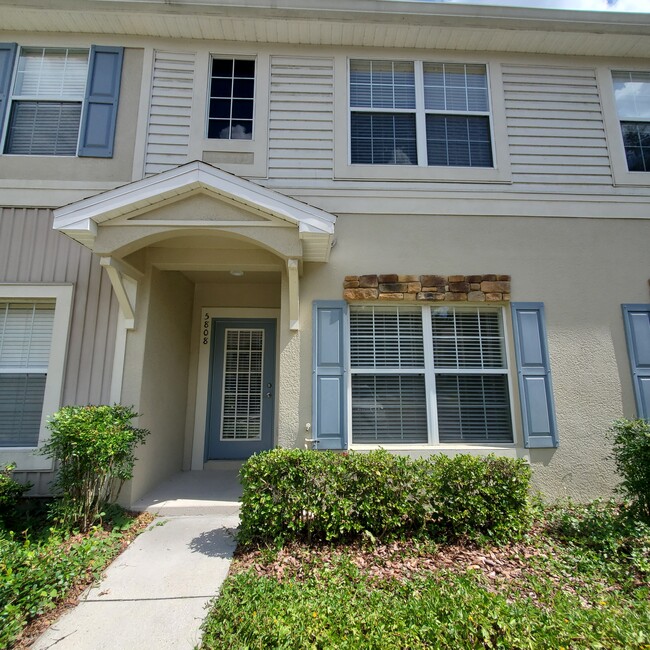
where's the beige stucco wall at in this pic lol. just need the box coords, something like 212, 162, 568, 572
0, 47, 142, 184
121, 267, 193, 504
297, 214, 650, 502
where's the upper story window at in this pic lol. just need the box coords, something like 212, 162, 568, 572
0, 43, 123, 159
208, 58, 255, 140
612, 70, 650, 172
349, 60, 493, 168
4, 48, 89, 156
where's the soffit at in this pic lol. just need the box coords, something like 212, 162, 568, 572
2, 1, 650, 58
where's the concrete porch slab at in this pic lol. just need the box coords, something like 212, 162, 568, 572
131, 462, 243, 516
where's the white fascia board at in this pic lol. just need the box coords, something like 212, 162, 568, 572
53, 161, 335, 236
6, 1, 650, 34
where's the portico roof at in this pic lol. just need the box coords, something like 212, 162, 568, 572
52, 160, 336, 262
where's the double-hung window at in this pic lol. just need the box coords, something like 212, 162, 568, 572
349, 59, 493, 168
349, 305, 512, 445
0, 302, 55, 447
611, 71, 650, 172
208, 57, 255, 140
4, 48, 89, 156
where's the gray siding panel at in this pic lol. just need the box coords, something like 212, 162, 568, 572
502, 64, 613, 187
268, 56, 334, 180
144, 51, 195, 176
0, 207, 117, 406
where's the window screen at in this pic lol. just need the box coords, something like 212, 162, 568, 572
349, 305, 512, 445
0, 302, 54, 447
4, 48, 88, 156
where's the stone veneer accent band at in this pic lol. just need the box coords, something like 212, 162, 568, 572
343, 275, 511, 302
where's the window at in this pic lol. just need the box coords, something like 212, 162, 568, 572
0, 302, 55, 447
208, 58, 255, 140
4, 48, 89, 156
612, 71, 650, 172
349, 60, 493, 168
349, 305, 512, 445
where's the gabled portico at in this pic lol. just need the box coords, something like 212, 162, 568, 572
52, 161, 337, 504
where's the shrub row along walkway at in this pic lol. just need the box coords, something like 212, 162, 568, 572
33, 514, 238, 650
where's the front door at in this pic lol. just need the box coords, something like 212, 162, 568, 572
206, 318, 276, 460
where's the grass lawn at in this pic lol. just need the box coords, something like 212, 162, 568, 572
0, 502, 152, 650
201, 502, 650, 650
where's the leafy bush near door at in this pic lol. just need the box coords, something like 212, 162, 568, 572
0, 464, 31, 524
41, 405, 149, 532
239, 449, 532, 546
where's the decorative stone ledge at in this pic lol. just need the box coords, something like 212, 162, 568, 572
343, 274, 511, 302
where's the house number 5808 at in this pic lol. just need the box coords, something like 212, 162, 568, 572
202, 313, 210, 344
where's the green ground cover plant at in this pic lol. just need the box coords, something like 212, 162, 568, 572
239, 449, 532, 546
201, 502, 650, 650
0, 505, 150, 650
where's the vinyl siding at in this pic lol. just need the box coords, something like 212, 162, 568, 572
144, 50, 196, 176
268, 56, 334, 180
0, 208, 117, 406
502, 64, 613, 188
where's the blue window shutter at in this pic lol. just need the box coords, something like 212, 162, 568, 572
0, 43, 17, 135
78, 46, 123, 158
312, 301, 348, 450
622, 304, 650, 420
511, 302, 559, 448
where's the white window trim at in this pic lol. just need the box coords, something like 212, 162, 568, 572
597, 65, 650, 187
346, 303, 519, 453
334, 54, 512, 183
0, 46, 89, 158
0, 284, 73, 470
188, 50, 270, 178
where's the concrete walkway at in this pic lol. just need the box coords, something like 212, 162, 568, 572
34, 469, 242, 650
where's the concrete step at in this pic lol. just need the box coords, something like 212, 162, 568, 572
131, 469, 243, 517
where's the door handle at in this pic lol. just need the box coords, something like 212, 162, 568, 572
265, 392, 272, 398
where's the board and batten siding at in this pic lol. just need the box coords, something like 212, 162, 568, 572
144, 50, 196, 176
268, 56, 334, 180
502, 64, 613, 188
0, 208, 118, 493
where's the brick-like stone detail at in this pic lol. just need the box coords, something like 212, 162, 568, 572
343, 275, 511, 302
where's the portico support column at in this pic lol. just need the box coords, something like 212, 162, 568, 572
277, 265, 301, 448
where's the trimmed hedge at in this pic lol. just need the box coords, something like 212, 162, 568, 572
239, 449, 532, 545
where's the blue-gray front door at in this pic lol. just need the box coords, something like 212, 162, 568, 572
206, 318, 276, 460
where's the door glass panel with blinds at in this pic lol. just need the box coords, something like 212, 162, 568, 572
3, 48, 89, 155
349, 305, 512, 444
0, 302, 55, 447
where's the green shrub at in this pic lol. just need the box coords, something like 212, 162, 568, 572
41, 405, 149, 531
0, 464, 31, 524
608, 418, 650, 522
238, 449, 532, 546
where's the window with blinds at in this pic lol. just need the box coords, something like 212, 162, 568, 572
349, 59, 493, 168
3, 48, 88, 155
0, 302, 55, 447
349, 305, 512, 445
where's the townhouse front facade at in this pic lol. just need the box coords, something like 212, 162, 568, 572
0, 0, 649, 506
